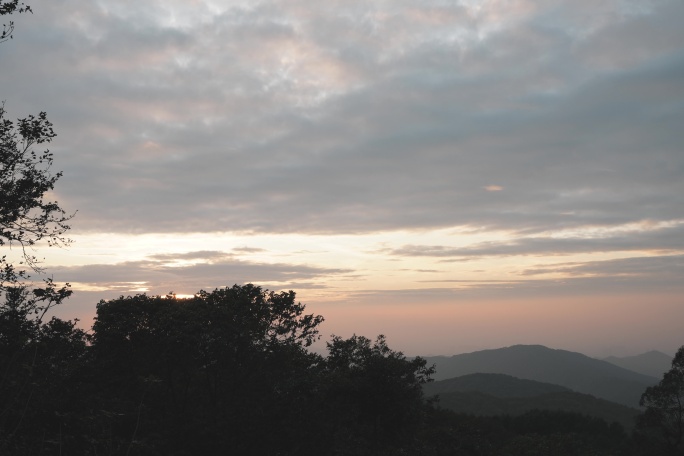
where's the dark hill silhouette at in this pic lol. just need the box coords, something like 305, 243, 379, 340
426, 388, 639, 430
423, 373, 570, 398
424, 345, 658, 407
422, 373, 639, 429
603, 350, 672, 379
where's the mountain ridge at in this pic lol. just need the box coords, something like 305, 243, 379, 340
426, 389, 639, 430
423, 344, 658, 407
423, 372, 571, 398
602, 350, 672, 379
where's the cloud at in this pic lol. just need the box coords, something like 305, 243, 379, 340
5, 0, 684, 361
383, 222, 684, 258
522, 254, 684, 279
147, 250, 230, 261
231, 246, 268, 254
52, 251, 353, 295
0, 0, 681, 238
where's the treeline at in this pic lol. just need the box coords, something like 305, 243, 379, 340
1, 284, 677, 455
0, 284, 431, 455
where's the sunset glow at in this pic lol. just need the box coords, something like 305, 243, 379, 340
3, 0, 683, 358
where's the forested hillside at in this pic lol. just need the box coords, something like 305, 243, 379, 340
423, 374, 640, 430
425, 345, 659, 407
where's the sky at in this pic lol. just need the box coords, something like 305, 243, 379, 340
1, 0, 683, 358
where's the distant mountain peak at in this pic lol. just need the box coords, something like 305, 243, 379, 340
602, 350, 673, 379
424, 344, 659, 408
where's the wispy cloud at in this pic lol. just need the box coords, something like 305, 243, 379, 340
147, 250, 231, 261
522, 254, 684, 279
53, 252, 353, 295
382, 222, 684, 258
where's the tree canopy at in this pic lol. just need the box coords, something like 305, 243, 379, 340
46, 286, 433, 455
636, 346, 684, 455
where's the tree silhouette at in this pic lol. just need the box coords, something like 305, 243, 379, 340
0, 5, 82, 452
0, 286, 87, 454
636, 346, 684, 455
321, 334, 435, 455
88, 285, 325, 455
1, 106, 73, 278
0, 104, 74, 362
0, 1, 31, 43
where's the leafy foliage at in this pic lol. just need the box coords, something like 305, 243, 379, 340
0, 105, 73, 281
0, 7, 84, 453
0, 0, 31, 43
0, 284, 449, 455
321, 334, 435, 454
88, 285, 325, 455
0, 103, 74, 327
635, 346, 684, 455
0, 287, 87, 454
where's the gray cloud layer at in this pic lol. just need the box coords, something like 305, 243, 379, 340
385, 223, 684, 258
522, 254, 684, 279
53, 250, 352, 294
1, 0, 682, 237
